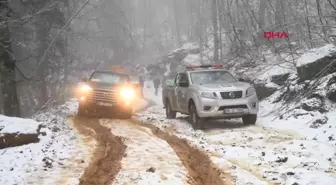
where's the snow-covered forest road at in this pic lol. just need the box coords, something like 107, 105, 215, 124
39, 85, 334, 185
69, 116, 232, 185
1, 0, 336, 184
66, 89, 232, 185
1, 84, 336, 185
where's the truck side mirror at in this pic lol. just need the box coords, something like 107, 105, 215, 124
165, 79, 175, 87
81, 77, 88, 82
238, 78, 245, 82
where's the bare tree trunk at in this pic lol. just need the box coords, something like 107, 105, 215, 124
211, 0, 219, 62
217, 0, 223, 61
316, 0, 328, 42
275, 0, 284, 28
257, 0, 267, 46
197, 0, 203, 63
188, 0, 194, 40
59, 0, 71, 104
258, 0, 267, 30
173, 0, 182, 47
203, 0, 208, 45
287, 0, 305, 45
266, 1, 273, 25
304, 0, 314, 48
143, 0, 147, 48
0, 71, 3, 114
36, 22, 49, 106
0, 2, 20, 116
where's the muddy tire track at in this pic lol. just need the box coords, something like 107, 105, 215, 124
72, 116, 126, 185
130, 120, 233, 185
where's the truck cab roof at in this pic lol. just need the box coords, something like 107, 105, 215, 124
183, 68, 229, 74
92, 70, 128, 76
88, 70, 131, 85
184, 64, 228, 73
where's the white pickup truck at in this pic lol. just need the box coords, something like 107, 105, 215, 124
162, 65, 259, 129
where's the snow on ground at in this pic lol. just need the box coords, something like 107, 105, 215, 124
257, 62, 296, 81
0, 100, 92, 185
231, 51, 299, 83
138, 84, 336, 185
296, 44, 336, 67
0, 115, 40, 134
259, 90, 336, 146
181, 42, 199, 51
143, 81, 163, 104
137, 86, 269, 185
101, 119, 189, 185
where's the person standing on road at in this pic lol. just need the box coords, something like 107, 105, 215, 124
153, 78, 161, 96
139, 76, 144, 97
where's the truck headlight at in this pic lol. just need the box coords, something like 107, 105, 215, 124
246, 86, 256, 97
200, 91, 218, 99
79, 84, 92, 93
120, 88, 135, 100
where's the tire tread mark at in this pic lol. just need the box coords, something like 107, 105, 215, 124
72, 117, 126, 185
129, 120, 234, 185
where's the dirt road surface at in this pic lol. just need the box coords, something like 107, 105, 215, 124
70, 115, 233, 185
72, 117, 126, 185
68, 92, 336, 185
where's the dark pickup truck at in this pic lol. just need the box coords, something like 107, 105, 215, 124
76, 70, 137, 118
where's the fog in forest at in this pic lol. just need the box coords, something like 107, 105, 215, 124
1, 0, 335, 116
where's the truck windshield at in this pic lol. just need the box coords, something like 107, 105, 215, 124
90, 72, 129, 84
190, 70, 237, 84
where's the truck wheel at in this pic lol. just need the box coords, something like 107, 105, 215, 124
189, 103, 204, 130
121, 109, 132, 119
165, 101, 176, 119
242, 115, 257, 125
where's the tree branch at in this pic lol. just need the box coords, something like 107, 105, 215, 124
33, 0, 90, 76
327, 0, 336, 11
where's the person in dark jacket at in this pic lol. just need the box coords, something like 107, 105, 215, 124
153, 78, 161, 96
138, 76, 144, 97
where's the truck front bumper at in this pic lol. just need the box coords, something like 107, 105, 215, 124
197, 94, 259, 118
79, 99, 132, 113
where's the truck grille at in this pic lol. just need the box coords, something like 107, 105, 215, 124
218, 105, 247, 110
220, 91, 243, 99
88, 89, 118, 103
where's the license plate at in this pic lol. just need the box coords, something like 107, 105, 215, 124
97, 102, 113, 107
224, 108, 244, 114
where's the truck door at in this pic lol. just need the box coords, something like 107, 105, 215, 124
169, 74, 180, 110
176, 73, 189, 113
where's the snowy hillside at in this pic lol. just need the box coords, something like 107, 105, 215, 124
138, 78, 336, 185
0, 100, 91, 185
139, 43, 336, 185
